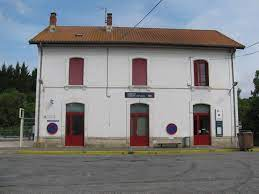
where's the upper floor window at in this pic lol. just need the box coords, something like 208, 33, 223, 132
194, 60, 209, 86
132, 58, 147, 86
69, 58, 84, 85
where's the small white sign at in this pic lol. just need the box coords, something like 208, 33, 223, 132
215, 109, 223, 121
19, 108, 24, 119
45, 115, 56, 119
217, 127, 223, 135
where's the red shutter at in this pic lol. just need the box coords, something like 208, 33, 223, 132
194, 61, 199, 86
69, 58, 84, 85
205, 62, 209, 86
132, 58, 147, 85
194, 60, 209, 86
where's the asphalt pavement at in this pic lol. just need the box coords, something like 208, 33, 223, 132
0, 152, 259, 193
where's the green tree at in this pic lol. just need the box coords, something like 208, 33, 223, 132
13, 62, 21, 91
251, 70, 259, 97
0, 64, 8, 92
247, 97, 259, 130
0, 62, 37, 130
20, 62, 31, 93
6, 65, 15, 90
31, 68, 37, 92
0, 89, 26, 127
239, 70, 259, 134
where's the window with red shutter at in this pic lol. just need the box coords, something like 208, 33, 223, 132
132, 58, 147, 86
194, 60, 209, 86
69, 58, 84, 85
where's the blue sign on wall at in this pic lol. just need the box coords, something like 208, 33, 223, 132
166, 123, 177, 135
47, 123, 58, 135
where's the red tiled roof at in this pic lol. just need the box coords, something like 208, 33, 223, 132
29, 26, 245, 49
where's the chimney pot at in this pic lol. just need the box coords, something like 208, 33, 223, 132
106, 13, 112, 32
49, 12, 57, 32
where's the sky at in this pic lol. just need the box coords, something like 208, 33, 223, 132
0, 0, 258, 97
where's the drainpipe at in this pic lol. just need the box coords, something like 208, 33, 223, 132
231, 49, 237, 140
106, 48, 111, 98
36, 43, 43, 143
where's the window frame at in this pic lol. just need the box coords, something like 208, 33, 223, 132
67, 57, 85, 86
194, 59, 209, 87
131, 58, 148, 86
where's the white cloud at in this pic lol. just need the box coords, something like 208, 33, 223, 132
0, 11, 39, 42
0, 9, 40, 67
8, 0, 31, 15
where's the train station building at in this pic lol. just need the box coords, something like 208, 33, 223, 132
30, 13, 244, 147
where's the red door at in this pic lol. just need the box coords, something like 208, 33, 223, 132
130, 113, 149, 146
65, 112, 84, 146
194, 113, 211, 145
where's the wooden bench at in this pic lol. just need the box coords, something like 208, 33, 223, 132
153, 139, 182, 148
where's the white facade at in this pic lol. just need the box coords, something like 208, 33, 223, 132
34, 45, 239, 147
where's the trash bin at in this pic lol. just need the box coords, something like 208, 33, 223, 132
183, 137, 190, 148
238, 131, 254, 151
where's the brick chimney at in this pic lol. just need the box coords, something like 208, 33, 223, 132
49, 12, 57, 32
106, 13, 112, 32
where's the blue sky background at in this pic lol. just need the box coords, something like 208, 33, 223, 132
0, 0, 258, 97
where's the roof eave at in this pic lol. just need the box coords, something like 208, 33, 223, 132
28, 40, 245, 49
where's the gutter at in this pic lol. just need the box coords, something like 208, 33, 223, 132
29, 41, 245, 50
36, 43, 43, 143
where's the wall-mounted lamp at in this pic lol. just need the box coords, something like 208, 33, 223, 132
229, 81, 238, 94
50, 99, 54, 105
39, 79, 43, 85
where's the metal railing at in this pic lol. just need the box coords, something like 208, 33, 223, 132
0, 119, 35, 140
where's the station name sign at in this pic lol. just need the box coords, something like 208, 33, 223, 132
125, 92, 155, 98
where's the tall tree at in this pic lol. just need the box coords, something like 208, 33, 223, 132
0, 64, 8, 92
0, 63, 37, 131
6, 65, 14, 90
251, 70, 259, 97
31, 68, 37, 92
13, 62, 21, 91
0, 89, 26, 127
20, 62, 30, 93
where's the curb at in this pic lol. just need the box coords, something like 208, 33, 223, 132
15, 148, 244, 155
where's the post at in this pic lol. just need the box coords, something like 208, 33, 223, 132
19, 117, 24, 148
19, 108, 25, 148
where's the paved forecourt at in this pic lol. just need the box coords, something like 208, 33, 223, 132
0, 152, 259, 193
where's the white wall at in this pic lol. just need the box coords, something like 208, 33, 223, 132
36, 46, 237, 141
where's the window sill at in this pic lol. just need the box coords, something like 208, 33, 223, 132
191, 86, 211, 90
64, 85, 87, 90
129, 85, 151, 90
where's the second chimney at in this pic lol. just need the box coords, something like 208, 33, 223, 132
106, 13, 112, 32
49, 12, 57, 32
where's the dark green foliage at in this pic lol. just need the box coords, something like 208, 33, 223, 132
0, 89, 26, 127
0, 62, 36, 134
239, 70, 259, 135
251, 70, 259, 97
0, 62, 36, 93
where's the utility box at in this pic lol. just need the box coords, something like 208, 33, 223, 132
238, 131, 254, 151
